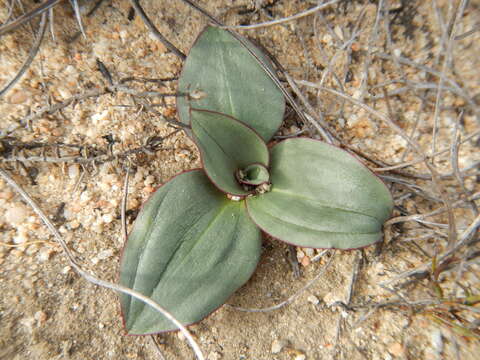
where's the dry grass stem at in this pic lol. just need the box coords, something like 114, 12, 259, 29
225, 0, 340, 30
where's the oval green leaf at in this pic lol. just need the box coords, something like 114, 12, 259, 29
191, 109, 269, 197
246, 139, 393, 249
177, 25, 285, 141
119, 170, 262, 334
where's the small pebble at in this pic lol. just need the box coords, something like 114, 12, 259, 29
34, 310, 48, 326
431, 329, 443, 355
5, 205, 28, 225
296, 249, 305, 261
91, 109, 109, 123
68, 164, 80, 179
97, 249, 113, 260
20, 317, 35, 332
307, 295, 319, 305
271, 339, 287, 354
301, 256, 310, 267
294, 355, 306, 360
334, 25, 344, 40
144, 175, 155, 185
393, 48, 402, 57
303, 248, 314, 257
13, 231, 28, 244
207, 351, 222, 360
68, 220, 80, 230
323, 292, 342, 307
387, 342, 404, 357
102, 214, 114, 224
38, 248, 54, 262
9, 91, 28, 104
322, 33, 333, 45
0, 190, 14, 200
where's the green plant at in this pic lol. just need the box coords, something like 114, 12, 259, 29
119, 26, 393, 335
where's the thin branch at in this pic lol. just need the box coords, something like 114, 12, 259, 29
150, 336, 166, 360
371, 129, 480, 172
431, 0, 468, 156
455, 23, 480, 40
0, 0, 61, 36
1, 132, 179, 165
70, 0, 86, 38
374, 52, 480, 122
224, 0, 340, 30
0, 12, 47, 98
382, 213, 480, 286
179, 0, 222, 26
129, 0, 186, 60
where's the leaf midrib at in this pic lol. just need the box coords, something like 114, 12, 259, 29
249, 199, 380, 236
130, 199, 234, 324
268, 187, 382, 223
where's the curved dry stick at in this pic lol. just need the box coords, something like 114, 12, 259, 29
129, 0, 186, 60
431, 0, 469, 156
0, 12, 47, 98
224, 0, 340, 30
382, 213, 480, 286
0, 167, 205, 360
374, 52, 480, 123
70, 0, 86, 38
370, 129, 480, 172
0, 0, 61, 36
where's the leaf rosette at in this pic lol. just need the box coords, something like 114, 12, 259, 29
119, 26, 393, 335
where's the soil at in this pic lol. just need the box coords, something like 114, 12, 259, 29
1, 1, 479, 359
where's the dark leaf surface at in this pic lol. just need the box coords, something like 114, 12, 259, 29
191, 109, 269, 196
246, 139, 393, 249
177, 26, 285, 141
119, 170, 262, 334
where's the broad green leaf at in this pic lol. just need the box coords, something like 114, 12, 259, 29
119, 170, 262, 334
177, 25, 285, 141
191, 109, 269, 196
246, 139, 393, 249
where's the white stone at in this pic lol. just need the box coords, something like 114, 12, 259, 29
271, 339, 287, 354
97, 249, 113, 260
91, 110, 109, 124
304, 248, 314, 257
5, 205, 28, 225
334, 25, 344, 41
431, 329, 443, 354
102, 214, 114, 224
68, 164, 80, 179
207, 351, 222, 360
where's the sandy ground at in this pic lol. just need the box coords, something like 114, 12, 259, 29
1, 0, 479, 359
